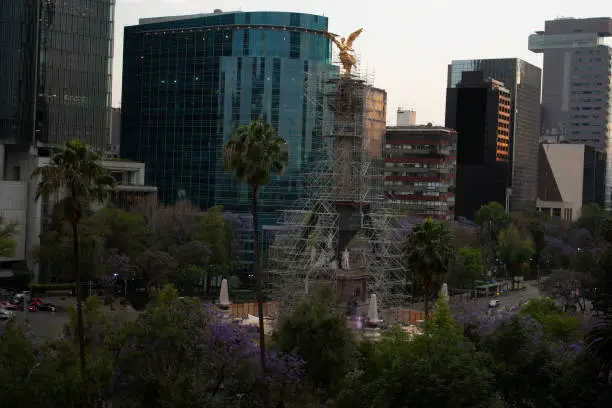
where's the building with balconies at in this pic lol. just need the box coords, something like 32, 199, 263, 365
384, 124, 457, 220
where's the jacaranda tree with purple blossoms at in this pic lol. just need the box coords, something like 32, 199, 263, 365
109, 285, 309, 408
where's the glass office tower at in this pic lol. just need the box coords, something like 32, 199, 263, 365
121, 11, 336, 226
447, 59, 542, 213
0, 0, 115, 149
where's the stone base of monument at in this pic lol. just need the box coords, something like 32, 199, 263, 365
216, 303, 232, 320
362, 325, 382, 341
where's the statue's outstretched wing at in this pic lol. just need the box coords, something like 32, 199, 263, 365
322, 30, 337, 40
346, 28, 363, 48
323, 30, 342, 48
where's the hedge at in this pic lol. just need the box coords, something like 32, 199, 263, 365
29, 283, 76, 294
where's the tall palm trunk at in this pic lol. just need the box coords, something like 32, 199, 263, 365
423, 284, 430, 319
252, 185, 269, 407
72, 221, 87, 395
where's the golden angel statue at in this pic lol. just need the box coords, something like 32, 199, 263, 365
324, 28, 363, 76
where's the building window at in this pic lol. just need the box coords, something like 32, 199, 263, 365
552, 208, 562, 218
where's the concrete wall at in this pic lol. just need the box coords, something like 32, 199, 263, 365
537, 143, 586, 221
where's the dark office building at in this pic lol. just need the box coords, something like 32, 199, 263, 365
446, 71, 512, 219
0, 0, 115, 149
110, 107, 121, 149
447, 59, 542, 213
121, 10, 335, 226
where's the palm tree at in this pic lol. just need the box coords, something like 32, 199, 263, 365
224, 119, 289, 376
586, 314, 612, 382
0, 216, 17, 257
32, 140, 115, 381
402, 218, 454, 317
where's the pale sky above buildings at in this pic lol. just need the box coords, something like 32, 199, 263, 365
113, 0, 611, 125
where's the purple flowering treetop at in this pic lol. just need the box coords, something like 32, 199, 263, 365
109, 285, 308, 407
134, 249, 178, 287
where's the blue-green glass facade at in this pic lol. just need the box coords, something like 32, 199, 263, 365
121, 11, 335, 226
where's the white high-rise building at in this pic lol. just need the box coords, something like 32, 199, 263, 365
396, 108, 416, 126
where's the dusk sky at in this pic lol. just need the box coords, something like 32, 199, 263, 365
113, 0, 611, 125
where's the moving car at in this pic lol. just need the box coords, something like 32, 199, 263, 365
27, 298, 56, 312
488, 299, 501, 308
28, 298, 57, 312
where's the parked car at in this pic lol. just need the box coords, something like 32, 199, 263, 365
488, 299, 501, 308
14, 291, 31, 301
0, 300, 21, 310
0, 308, 14, 321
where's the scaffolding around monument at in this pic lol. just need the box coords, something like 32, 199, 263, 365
266, 63, 410, 320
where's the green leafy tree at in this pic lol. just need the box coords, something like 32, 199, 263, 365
475, 201, 511, 233
35, 203, 106, 282
0, 322, 86, 407
475, 202, 511, 276
483, 316, 555, 405
336, 299, 505, 408
497, 226, 534, 289
0, 216, 17, 257
31, 139, 116, 384
224, 118, 289, 384
89, 207, 151, 258
451, 247, 484, 289
273, 288, 356, 401
577, 203, 609, 239
520, 298, 582, 344
402, 218, 454, 316
193, 205, 233, 278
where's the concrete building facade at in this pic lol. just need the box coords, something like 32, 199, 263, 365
529, 17, 612, 208
396, 108, 416, 126
537, 142, 605, 221
0, 155, 156, 281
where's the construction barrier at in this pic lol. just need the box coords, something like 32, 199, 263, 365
230, 301, 279, 319
390, 308, 427, 325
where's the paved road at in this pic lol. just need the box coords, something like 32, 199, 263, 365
13, 310, 69, 343
408, 282, 541, 312
483, 284, 540, 308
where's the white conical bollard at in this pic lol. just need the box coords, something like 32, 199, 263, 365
439, 282, 449, 303
367, 293, 381, 324
219, 278, 231, 307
